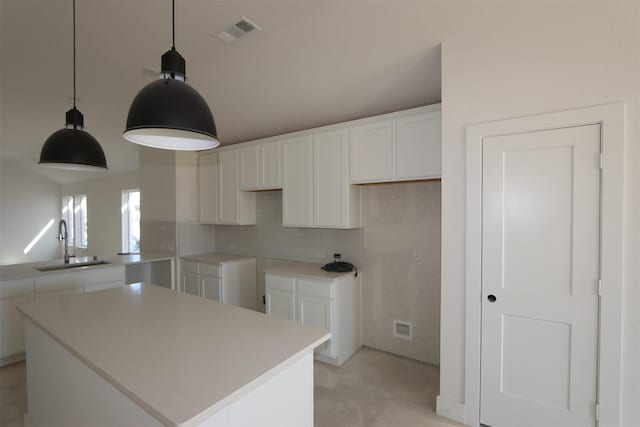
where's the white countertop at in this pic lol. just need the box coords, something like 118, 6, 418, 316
17, 283, 329, 427
180, 252, 255, 265
264, 260, 356, 280
0, 253, 174, 281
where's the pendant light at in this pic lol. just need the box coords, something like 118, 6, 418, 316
39, 0, 108, 171
123, 0, 218, 151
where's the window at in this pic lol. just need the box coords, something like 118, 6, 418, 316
61, 194, 87, 248
122, 189, 140, 253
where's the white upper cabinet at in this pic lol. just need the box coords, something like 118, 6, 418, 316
199, 151, 219, 224
350, 105, 441, 183
313, 129, 361, 228
282, 131, 361, 229
349, 119, 394, 183
239, 146, 259, 191
239, 141, 282, 191
201, 148, 256, 225
282, 136, 314, 227
395, 111, 441, 180
218, 149, 240, 224
259, 141, 282, 189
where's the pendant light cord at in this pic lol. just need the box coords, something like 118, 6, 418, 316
72, 0, 76, 109
172, 0, 175, 49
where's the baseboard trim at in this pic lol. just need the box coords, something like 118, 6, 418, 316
436, 395, 467, 425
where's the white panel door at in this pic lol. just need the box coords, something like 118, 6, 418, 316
481, 125, 601, 427
239, 146, 259, 191
282, 136, 313, 227
218, 149, 240, 224
260, 141, 282, 189
349, 120, 394, 183
199, 152, 219, 224
314, 129, 348, 227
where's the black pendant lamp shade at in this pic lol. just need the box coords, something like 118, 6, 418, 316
124, 49, 218, 150
123, 2, 219, 151
39, 0, 107, 171
40, 107, 107, 171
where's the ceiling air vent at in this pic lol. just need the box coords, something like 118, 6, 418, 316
216, 17, 261, 43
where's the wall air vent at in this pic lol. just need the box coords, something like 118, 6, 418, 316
216, 17, 261, 43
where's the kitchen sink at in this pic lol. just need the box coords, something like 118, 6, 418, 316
36, 260, 111, 272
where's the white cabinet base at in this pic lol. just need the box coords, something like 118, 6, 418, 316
265, 271, 362, 367
24, 319, 314, 427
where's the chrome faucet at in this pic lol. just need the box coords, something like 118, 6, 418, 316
58, 219, 70, 264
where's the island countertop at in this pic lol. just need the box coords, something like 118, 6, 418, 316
17, 283, 330, 426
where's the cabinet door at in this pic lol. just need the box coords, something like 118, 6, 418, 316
199, 151, 219, 224
260, 141, 282, 189
266, 289, 295, 321
218, 149, 240, 224
349, 119, 394, 183
182, 271, 200, 296
314, 129, 349, 227
0, 279, 33, 359
201, 275, 222, 302
239, 146, 259, 191
395, 112, 441, 180
297, 294, 334, 357
282, 136, 313, 227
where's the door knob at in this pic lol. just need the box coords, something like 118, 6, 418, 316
487, 294, 497, 303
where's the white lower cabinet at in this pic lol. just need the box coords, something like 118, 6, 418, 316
0, 266, 125, 365
34, 266, 125, 299
265, 272, 361, 366
179, 257, 256, 310
0, 279, 33, 364
201, 274, 222, 302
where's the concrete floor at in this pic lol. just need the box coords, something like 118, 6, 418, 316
1, 347, 462, 427
0, 361, 25, 427
315, 347, 463, 427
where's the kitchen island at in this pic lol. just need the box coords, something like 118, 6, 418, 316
18, 283, 330, 427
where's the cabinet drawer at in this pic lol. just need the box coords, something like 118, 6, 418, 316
265, 273, 295, 293
199, 263, 221, 278
181, 260, 199, 275
296, 278, 333, 299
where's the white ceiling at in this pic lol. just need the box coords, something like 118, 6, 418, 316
0, 0, 442, 183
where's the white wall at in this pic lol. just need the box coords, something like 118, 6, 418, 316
438, 2, 640, 424
139, 148, 176, 223
0, 160, 61, 264
61, 172, 139, 257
